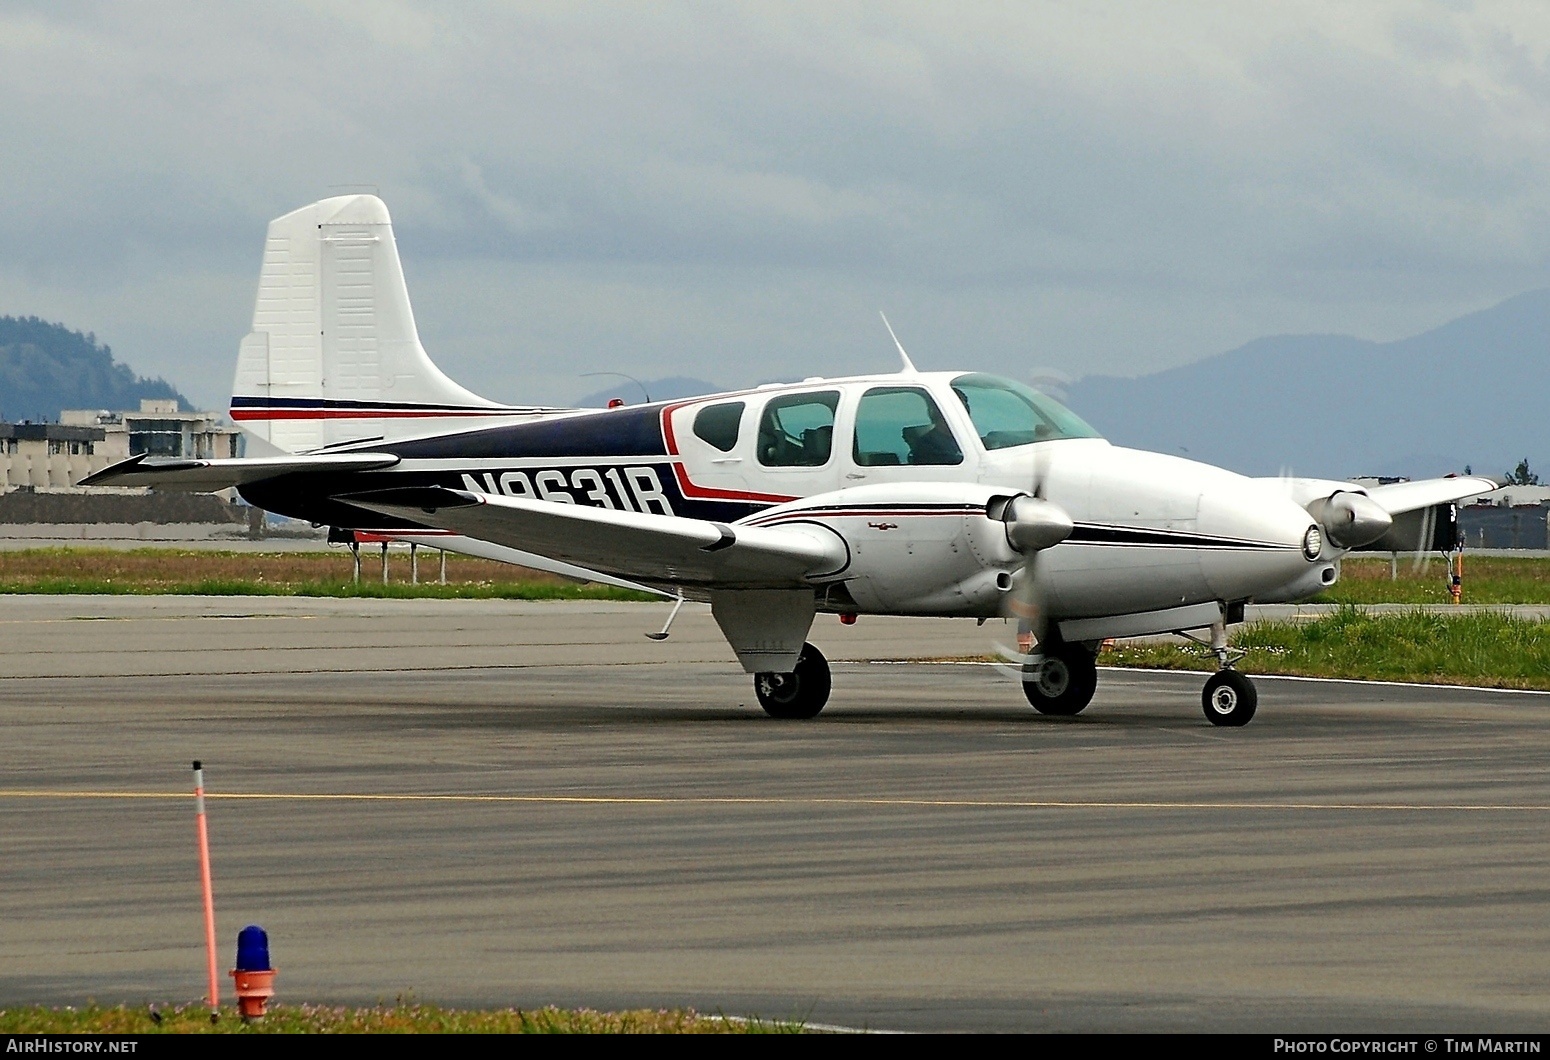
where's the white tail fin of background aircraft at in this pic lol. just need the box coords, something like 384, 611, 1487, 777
230, 194, 544, 453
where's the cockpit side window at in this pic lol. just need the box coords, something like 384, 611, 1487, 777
692, 401, 744, 452
757, 391, 840, 467
853, 387, 963, 466
950, 374, 1102, 450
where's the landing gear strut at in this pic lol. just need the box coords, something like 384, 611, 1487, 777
1200, 619, 1256, 726
1021, 634, 1098, 716
755, 642, 831, 719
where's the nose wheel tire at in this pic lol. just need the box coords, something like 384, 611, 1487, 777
1202, 669, 1257, 726
755, 642, 832, 719
1022, 641, 1098, 716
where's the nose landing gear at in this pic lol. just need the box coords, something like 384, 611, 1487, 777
1202, 669, 1257, 726
1200, 617, 1256, 726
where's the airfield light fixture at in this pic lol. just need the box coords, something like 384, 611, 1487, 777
231, 924, 277, 1021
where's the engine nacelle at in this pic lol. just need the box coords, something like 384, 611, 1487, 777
742, 481, 1022, 617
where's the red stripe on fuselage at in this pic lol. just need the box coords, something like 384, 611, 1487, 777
746, 508, 983, 526
668, 462, 795, 504
230, 409, 520, 420
660, 401, 796, 504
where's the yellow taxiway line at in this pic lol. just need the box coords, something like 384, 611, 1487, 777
0, 790, 1545, 812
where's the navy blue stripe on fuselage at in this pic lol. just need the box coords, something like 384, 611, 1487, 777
1067, 524, 1296, 550
230, 396, 543, 412
743, 502, 984, 527
752, 507, 1295, 551
375, 404, 673, 460
240, 457, 769, 530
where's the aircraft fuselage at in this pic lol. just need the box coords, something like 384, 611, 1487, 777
240, 370, 1328, 623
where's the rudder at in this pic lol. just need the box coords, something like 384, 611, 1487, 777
231, 195, 530, 452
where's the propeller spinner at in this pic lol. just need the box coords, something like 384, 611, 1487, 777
1305, 491, 1392, 550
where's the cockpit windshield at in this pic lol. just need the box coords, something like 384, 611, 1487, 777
950, 373, 1102, 450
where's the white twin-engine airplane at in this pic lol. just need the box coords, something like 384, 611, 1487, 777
86, 195, 1499, 726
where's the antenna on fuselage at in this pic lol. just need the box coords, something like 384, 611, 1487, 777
581, 371, 651, 405
878, 311, 918, 374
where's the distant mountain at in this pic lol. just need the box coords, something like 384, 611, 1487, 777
574, 376, 721, 408
1064, 290, 1550, 479
0, 316, 188, 422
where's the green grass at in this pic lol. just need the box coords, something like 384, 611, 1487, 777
0, 1002, 804, 1034
0, 548, 658, 601
0, 575, 655, 601
1314, 555, 1550, 604
2, 550, 1547, 606
1105, 606, 1550, 690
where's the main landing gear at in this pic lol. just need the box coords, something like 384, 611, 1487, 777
1021, 634, 1098, 716
1200, 620, 1256, 726
754, 642, 832, 719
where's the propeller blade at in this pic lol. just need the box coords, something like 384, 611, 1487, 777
990, 464, 1073, 671
1411, 505, 1436, 574
1030, 442, 1050, 500
1004, 550, 1049, 662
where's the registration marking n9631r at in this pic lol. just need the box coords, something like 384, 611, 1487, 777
460, 466, 674, 515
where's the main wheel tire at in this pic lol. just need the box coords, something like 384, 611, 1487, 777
1022, 641, 1098, 716
755, 642, 832, 719
1202, 669, 1257, 727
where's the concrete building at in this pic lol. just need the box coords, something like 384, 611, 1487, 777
60, 399, 244, 464
0, 421, 108, 491
2, 400, 244, 495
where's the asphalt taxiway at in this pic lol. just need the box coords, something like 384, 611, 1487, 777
3, 596, 1548, 1032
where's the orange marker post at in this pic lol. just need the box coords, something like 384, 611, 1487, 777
193, 761, 219, 1018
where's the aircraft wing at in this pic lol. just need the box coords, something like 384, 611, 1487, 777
344, 487, 849, 588
376, 530, 670, 597
1363, 475, 1501, 515
80, 452, 400, 491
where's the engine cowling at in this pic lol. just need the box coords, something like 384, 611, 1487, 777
743, 481, 1023, 616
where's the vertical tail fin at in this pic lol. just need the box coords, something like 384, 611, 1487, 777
231, 195, 535, 453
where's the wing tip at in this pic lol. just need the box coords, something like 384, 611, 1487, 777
78, 453, 152, 487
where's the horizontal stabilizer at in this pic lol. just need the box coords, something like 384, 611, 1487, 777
344, 488, 849, 589
81, 452, 400, 492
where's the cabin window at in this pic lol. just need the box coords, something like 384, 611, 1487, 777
853, 387, 963, 466
757, 391, 839, 467
950, 373, 1102, 450
692, 402, 744, 452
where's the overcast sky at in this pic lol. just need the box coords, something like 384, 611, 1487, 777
5, 1, 1550, 409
